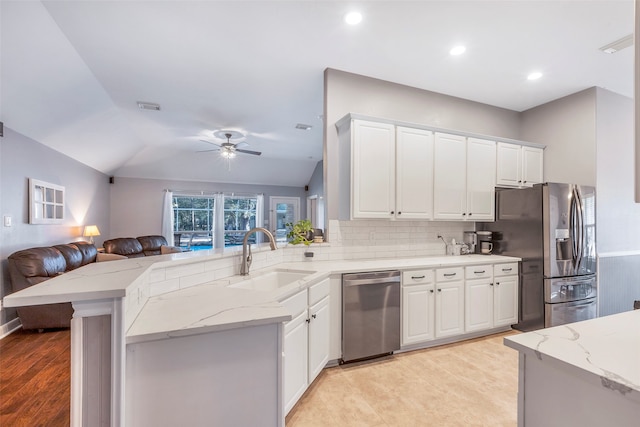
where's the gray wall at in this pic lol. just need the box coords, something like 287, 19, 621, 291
323, 68, 522, 220
1, 128, 110, 326
520, 88, 597, 186
109, 177, 306, 239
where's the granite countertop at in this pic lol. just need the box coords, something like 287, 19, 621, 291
504, 310, 640, 402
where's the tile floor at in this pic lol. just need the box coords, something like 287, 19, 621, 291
286, 331, 519, 426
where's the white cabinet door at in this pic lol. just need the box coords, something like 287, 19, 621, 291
283, 310, 308, 414
521, 146, 544, 187
351, 120, 396, 219
494, 276, 518, 326
465, 279, 494, 332
396, 127, 434, 219
466, 138, 496, 220
435, 281, 464, 338
434, 133, 467, 220
496, 142, 523, 187
308, 296, 330, 384
402, 284, 435, 345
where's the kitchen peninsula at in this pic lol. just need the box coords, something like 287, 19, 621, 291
504, 311, 640, 426
5, 247, 520, 426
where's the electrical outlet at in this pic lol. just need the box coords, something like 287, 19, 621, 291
3, 215, 11, 227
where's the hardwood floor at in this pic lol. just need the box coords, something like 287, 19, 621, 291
0, 328, 517, 427
0, 328, 71, 426
286, 331, 519, 427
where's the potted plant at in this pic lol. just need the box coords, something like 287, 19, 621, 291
285, 219, 314, 257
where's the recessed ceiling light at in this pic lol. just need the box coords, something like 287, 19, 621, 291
344, 11, 362, 25
527, 72, 543, 81
449, 45, 466, 56
295, 123, 312, 130
137, 101, 161, 111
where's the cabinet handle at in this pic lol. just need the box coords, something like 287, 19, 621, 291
490, 283, 494, 286
430, 289, 434, 293
496, 282, 500, 286
306, 318, 310, 323
502, 268, 513, 272
411, 275, 426, 280
523, 181, 527, 184
474, 270, 485, 274
312, 314, 317, 319
390, 211, 395, 214
437, 288, 442, 292
398, 211, 402, 215
443, 273, 457, 277
468, 213, 473, 216
462, 213, 466, 216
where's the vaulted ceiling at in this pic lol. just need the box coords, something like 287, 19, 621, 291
1, 1, 634, 186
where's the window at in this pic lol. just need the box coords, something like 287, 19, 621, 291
224, 196, 258, 246
172, 196, 215, 249
172, 193, 261, 248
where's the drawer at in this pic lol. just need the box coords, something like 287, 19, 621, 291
494, 262, 518, 277
402, 269, 434, 286
436, 267, 464, 282
280, 289, 307, 317
308, 278, 330, 306
465, 265, 492, 280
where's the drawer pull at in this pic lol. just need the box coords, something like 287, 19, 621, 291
474, 270, 486, 274
502, 268, 513, 272
430, 289, 434, 293
443, 273, 457, 277
411, 275, 426, 280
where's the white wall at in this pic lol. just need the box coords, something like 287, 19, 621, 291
520, 88, 597, 186
0, 128, 110, 326
323, 68, 522, 221
594, 88, 637, 253
109, 177, 306, 239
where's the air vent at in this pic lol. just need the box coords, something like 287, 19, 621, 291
599, 34, 633, 54
137, 101, 161, 111
295, 123, 312, 130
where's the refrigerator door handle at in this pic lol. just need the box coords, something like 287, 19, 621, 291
575, 187, 584, 270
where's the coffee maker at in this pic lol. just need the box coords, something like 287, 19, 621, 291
476, 231, 493, 254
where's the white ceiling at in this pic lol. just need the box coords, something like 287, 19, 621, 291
1, 0, 634, 187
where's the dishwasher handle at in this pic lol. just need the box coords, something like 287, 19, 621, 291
344, 276, 401, 287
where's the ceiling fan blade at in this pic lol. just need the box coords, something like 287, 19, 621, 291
234, 141, 249, 149
199, 139, 222, 147
196, 148, 220, 153
236, 148, 262, 156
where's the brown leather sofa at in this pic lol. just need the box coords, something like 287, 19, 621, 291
103, 235, 179, 257
7, 241, 97, 330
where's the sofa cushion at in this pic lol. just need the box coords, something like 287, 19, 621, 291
8, 247, 67, 281
103, 238, 144, 258
72, 241, 98, 264
137, 235, 169, 256
53, 244, 83, 270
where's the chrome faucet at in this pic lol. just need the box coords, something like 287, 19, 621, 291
240, 227, 277, 275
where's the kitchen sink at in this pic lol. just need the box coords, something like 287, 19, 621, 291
228, 269, 315, 291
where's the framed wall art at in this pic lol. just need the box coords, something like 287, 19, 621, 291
29, 178, 65, 224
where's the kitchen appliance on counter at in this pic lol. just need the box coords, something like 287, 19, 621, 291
479, 183, 596, 331
341, 270, 400, 363
476, 231, 493, 254
463, 231, 477, 254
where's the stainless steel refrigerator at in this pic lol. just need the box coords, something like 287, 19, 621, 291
479, 183, 596, 331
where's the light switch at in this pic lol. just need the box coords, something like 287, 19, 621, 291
4, 215, 12, 227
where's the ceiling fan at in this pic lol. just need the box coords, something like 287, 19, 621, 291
199, 132, 262, 158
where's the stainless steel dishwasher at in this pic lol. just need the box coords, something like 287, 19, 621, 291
341, 270, 401, 363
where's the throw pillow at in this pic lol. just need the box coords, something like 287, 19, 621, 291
160, 245, 183, 254
96, 253, 128, 262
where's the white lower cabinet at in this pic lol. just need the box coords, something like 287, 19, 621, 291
402, 270, 436, 345
465, 263, 519, 332
282, 278, 330, 414
435, 267, 465, 338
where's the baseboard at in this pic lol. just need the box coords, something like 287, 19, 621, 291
0, 318, 22, 339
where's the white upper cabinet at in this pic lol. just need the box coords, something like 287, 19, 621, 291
433, 133, 467, 220
466, 138, 496, 220
350, 120, 396, 219
395, 126, 434, 219
433, 134, 495, 220
339, 119, 434, 220
496, 142, 544, 188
